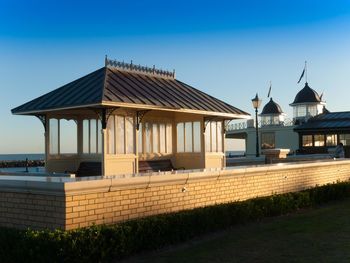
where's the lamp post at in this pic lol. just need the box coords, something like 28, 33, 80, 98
251, 93, 262, 157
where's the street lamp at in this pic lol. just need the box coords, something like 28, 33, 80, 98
252, 93, 262, 157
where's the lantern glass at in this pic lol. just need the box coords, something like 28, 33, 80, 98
251, 94, 262, 109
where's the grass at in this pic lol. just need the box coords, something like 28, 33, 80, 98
124, 199, 350, 263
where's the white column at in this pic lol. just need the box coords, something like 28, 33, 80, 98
102, 128, 107, 176
223, 124, 226, 168
44, 131, 48, 170
45, 118, 49, 171
135, 126, 139, 174
202, 119, 207, 169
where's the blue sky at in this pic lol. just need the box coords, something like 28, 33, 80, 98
1, 0, 350, 153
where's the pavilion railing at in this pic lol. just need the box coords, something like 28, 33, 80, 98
226, 118, 294, 132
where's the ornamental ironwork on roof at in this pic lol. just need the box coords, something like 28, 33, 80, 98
105, 57, 176, 79
294, 111, 350, 132
290, 82, 322, 105
11, 58, 249, 118
260, 98, 283, 115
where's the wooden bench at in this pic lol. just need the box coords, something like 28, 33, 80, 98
76, 161, 102, 177
139, 159, 178, 173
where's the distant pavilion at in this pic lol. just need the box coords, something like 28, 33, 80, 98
12, 58, 249, 176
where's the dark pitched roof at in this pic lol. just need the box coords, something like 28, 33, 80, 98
290, 82, 322, 105
12, 67, 106, 115
294, 111, 350, 132
260, 98, 283, 115
12, 66, 249, 118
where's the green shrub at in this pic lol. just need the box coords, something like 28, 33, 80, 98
1, 181, 350, 262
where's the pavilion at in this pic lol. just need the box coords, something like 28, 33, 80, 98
294, 111, 350, 157
12, 58, 250, 176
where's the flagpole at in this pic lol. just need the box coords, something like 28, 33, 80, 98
305, 61, 307, 83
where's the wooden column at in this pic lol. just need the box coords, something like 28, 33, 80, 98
135, 121, 139, 174
101, 109, 107, 177
44, 122, 49, 171
222, 121, 226, 168
102, 128, 107, 176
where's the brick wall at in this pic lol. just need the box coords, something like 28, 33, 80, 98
1, 160, 350, 230
0, 192, 65, 229
64, 160, 350, 230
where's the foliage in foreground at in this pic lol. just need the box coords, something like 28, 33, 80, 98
1, 181, 350, 263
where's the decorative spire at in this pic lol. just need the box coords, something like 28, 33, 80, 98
105, 57, 176, 79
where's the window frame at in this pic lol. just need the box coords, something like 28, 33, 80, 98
302, 135, 313, 147
313, 134, 325, 147
49, 118, 78, 156
138, 121, 173, 155
204, 121, 223, 153
83, 118, 102, 155
107, 115, 135, 155
261, 132, 275, 149
176, 121, 202, 153
339, 134, 350, 146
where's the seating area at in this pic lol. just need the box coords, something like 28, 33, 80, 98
75, 160, 181, 177
76, 161, 102, 177
138, 159, 177, 173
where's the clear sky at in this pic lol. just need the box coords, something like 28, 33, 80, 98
1, 0, 350, 153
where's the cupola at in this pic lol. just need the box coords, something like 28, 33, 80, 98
290, 82, 325, 124
260, 98, 285, 126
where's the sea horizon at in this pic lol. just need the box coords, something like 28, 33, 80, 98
0, 153, 45, 161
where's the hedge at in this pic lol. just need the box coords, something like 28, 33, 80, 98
1, 181, 350, 263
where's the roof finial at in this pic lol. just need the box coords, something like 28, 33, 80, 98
104, 57, 175, 79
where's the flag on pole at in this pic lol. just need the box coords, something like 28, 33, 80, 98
267, 82, 272, 98
297, 68, 305, 83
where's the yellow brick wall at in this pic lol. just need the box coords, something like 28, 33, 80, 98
1, 161, 350, 230
0, 192, 65, 229
65, 161, 350, 230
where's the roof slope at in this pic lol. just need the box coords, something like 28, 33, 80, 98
290, 82, 322, 105
12, 67, 106, 114
260, 98, 283, 115
12, 66, 249, 117
294, 111, 350, 131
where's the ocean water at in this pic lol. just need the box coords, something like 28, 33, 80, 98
0, 167, 45, 173
0, 154, 45, 172
0, 154, 45, 161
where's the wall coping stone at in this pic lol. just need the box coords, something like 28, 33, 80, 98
0, 159, 349, 196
